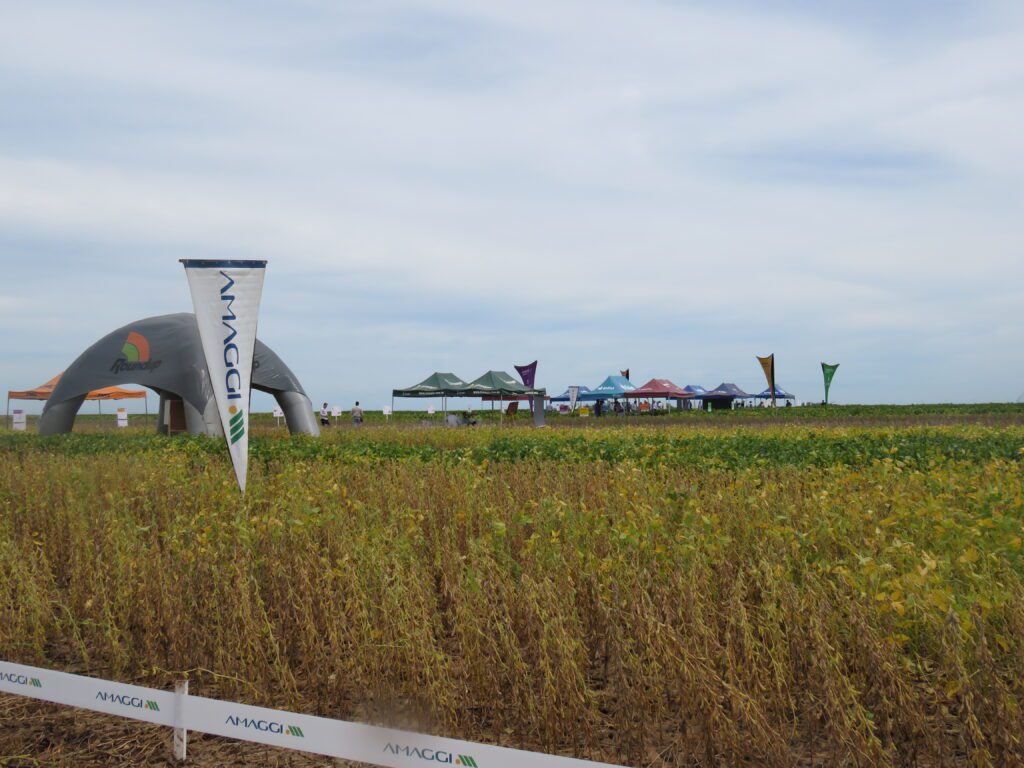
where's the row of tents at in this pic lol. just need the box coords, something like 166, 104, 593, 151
392, 370, 544, 399
393, 371, 795, 413
550, 376, 794, 404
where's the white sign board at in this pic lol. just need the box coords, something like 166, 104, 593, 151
12, 409, 26, 431
382, 406, 392, 416
272, 407, 284, 419
116, 408, 128, 428
332, 406, 341, 417
427, 406, 435, 415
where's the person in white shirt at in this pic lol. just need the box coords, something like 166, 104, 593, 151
320, 402, 330, 427
351, 401, 363, 426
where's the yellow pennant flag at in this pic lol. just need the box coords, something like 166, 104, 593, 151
757, 354, 775, 407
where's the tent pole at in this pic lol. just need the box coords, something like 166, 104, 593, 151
5, 396, 9, 430
391, 395, 394, 423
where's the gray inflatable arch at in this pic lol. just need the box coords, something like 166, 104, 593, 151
39, 313, 319, 437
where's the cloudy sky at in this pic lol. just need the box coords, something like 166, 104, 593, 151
2, 0, 1022, 411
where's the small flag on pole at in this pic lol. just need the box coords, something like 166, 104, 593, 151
821, 362, 839, 405
515, 361, 538, 388
567, 385, 580, 412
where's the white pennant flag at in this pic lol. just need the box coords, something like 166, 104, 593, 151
181, 259, 267, 493
567, 385, 580, 411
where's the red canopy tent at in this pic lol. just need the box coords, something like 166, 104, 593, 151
622, 378, 694, 399
7, 373, 147, 428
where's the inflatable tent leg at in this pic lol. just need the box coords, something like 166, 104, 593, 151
276, 390, 319, 437
38, 394, 88, 436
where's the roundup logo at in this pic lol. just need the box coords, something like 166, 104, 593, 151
110, 331, 162, 374
95, 691, 160, 711
122, 331, 150, 362
383, 743, 478, 766
225, 715, 304, 737
0, 672, 42, 688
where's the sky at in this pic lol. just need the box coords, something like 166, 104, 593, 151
2, 0, 1023, 413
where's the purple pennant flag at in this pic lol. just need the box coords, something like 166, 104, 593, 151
515, 361, 538, 388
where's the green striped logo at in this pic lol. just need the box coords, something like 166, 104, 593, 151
383, 743, 479, 765
95, 691, 160, 711
1, 672, 43, 689
226, 715, 305, 737
229, 409, 245, 445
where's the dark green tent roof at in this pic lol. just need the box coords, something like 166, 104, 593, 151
464, 370, 544, 397
392, 372, 470, 398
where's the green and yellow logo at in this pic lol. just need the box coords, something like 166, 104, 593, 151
225, 715, 304, 736
228, 405, 245, 445
383, 743, 478, 765
1, 672, 42, 688
95, 691, 160, 711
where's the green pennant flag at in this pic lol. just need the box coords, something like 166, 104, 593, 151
821, 363, 839, 404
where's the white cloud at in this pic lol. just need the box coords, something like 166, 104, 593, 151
0, 0, 1022, 405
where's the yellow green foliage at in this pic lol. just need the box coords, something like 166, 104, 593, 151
1, 424, 1022, 765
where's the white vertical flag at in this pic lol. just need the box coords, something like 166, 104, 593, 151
181, 259, 267, 493
567, 385, 580, 412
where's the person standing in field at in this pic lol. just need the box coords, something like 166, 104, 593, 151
352, 401, 363, 426
320, 402, 330, 427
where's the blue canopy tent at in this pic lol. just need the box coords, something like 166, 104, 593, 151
701, 382, 750, 410
678, 384, 708, 409
752, 385, 795, 400
550, 386, 592, 402
580, 375, 637, 401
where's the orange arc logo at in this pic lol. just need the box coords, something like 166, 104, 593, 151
122, 332, 150, 363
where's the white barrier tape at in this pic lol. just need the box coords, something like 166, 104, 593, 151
0, 659, 175, 727
0, 660, 625, 768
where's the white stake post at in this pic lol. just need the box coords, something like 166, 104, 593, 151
173, 679, 188, 761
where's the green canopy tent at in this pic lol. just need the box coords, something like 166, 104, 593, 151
391, 372, 470, 418
464, 371, 545, 425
